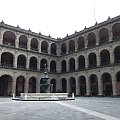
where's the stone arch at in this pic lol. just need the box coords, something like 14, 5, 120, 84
51, 43, 57, 55
41, 41, 48, 53
69, 77, 76, 95
101, 73, 113, 96
87, 32, 96, 47
50, 60, 56, 73
30, 38, 38, 51
78, 55, 85, 70
1, 52, 14, 67
89, 74, 98, 96
61, 43, 66, 55
61, 60, 66, 72
17, 54, 26, 69
114, 46, 120, 63
40, 58, 47, 71
99, 28, 109, 45
69, 40, 75, 53
88, 53, 97, 68
79, 76, 86, 96
112, 23, 120, 39
3, 31, 15, 46
100, 49, 110, 66
16, 76, 25, 96
28, 77, 36, 93
19, 35, 27, 49
50, 79, 56, 93
29, 57, 37, 70
61, 78, 67, 93
0, 74, 13, 96
77, 36, 85, 50
69, 58, 75, 71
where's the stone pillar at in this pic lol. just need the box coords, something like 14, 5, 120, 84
38, 40, 41, 52
95, 29, 99, 46
66, 60, 69, 72
56, 60, 61, 73
15, 33, 19, 48
56, 43, 61, 56
111, 72, 117, 96
13, 56, 17, 68
97, 52, 100, 67
108, 24, 113, 42
66, 42, 69, 54
76, 78, 80, 96
36, 77, 40, 93
75, 58, 78, 71
98, 75, 103, 96
84, 34, 88, 48
24, 79, 29, 93
67, 79, 70, 95
0, 28, 4, 45
27, 37, 31, 50
0, 53, 1, 66
86, 76, 90, 96
110, 50, 114, 64
12, 75, 16, 95
37, 59, 40, 70
85, 54, 88, 69
48, 43, 51, 54
26, 58, 29, 69
75, 40, 78, 51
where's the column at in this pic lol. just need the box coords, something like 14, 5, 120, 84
13, 56, 17, 68
37, 59, 40, 70
86, 76, 90, 96
97, 52, 100, 67
110, 50, 114, 64
36, 77, 40, 93
12, 76, 16, 95
108, 24, 113, 42
95, 29, 99, 46
56, 60, 61, 73
98, 75, 103, 96
85, 54, 88, 69
27, 37, 31, 50
76, 78, 80, 96
38, 40, 41, 52
66, 42, 69, 54
111, 72, 117, 96
0, 29, 4, 44
26, 57, 29, 69
67, 79, 70, 95
48, 43, 51, 54
66, 60, 69, 72
84, 34, 88, 48
75, 58, 78, 71
15, 33, 19, 48
75, 40, 78, 51
24, 79, 29, 93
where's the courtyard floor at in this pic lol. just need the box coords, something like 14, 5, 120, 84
0, 97, 120, 120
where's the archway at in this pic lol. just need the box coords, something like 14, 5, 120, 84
112, 23, 120, 39
69, 77, 76, 95
79, 76, 86, 96
30, 38, 38, 51
77, 36, 85, 50
40, 59, 47, 71
19, 35, 27, 49
116, 71, 120, 96
69, 40, 75, 53
17, 55, 26, 69
114, 46, 120, 63
61, 60, 66, 72
28, 77, 36, 93
41, 41, 48, 53
61, 43, 66, 55
69, 58, 75, 71
102, 73, 113, 96
16, 76, 25, 96
0, 75, 12, 96
51, 43, 57, 55
50, 60, 56, 73
50, 79, 56, 93
29, 57, 37, 70
78, 55, 85, 70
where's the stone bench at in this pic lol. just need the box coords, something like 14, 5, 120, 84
20, 93, 68, 100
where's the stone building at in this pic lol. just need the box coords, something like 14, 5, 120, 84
0, 15, 120, 97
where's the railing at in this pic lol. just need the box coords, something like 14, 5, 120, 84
41, 50, 48, 53
29, 67, 37, 70
17, 65, 26, 69
100, 62, 110, 66
19, 44, 27, 49
1, 63, 13, 67
3, 41, 15, 47
30, 47, 38, 51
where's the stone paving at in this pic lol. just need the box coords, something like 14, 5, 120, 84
0, 97, 120, 120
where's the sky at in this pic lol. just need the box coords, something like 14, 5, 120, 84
0, 0, 120, 38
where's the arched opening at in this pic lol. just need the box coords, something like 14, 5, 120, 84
87, 32, 96, 47
79, 76, 86, 96
78, 55, 85, 70
61, 78, 67, 93
51, 43, 57, 55
61, 43, 66, 55
0, 75, 12, 96
50, 79, 56, 93
61, 60, 66, 73
69, 77, 76, 95
99, 28, 109, 45
112, 23, 120, 39
114, 46, 120, 63
100, 49, 110, 66
89, 74, 98, 96
28, 77, 36, 93
30, 38, 38, 51
116, 71, 120, 96
17, 55, 26, 69
3, 31, 15, 46
69, 40, 75, 53
29, 57, 37, 70
88, 53, 97, 68
16, 76, 25, 96
102, 73, 112, 96
41, 41, 48, 53
69, 58, 75, 71
50, 60, 56, 73
40, 59, 47, 71
19, 35, 27, 49
1, 52, 13, 67
77, 36, 85, 50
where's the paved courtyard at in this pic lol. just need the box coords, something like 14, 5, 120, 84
0, 97, 120, 120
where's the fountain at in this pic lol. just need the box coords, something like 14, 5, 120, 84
12, 64, 75, 101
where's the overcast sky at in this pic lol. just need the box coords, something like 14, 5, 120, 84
0, 0, 120, 38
